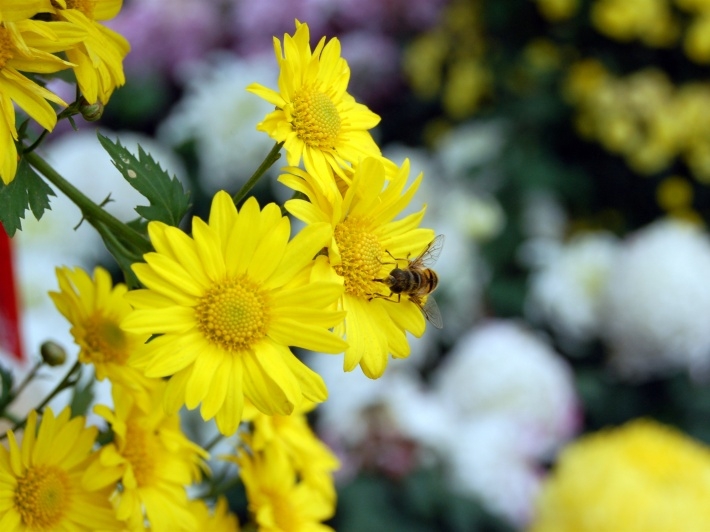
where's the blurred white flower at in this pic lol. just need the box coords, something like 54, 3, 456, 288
158, 53, 277, 192
431, 320, 580, 458
435, 120, 507, 180
601, 219, 710, 380
526, 231, 620, 344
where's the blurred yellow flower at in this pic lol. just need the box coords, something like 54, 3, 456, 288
247, 21, 382, 182
188, 497, 240, 531
281, 157, 435, 378
0, 407, 120, 530
531, 418, 710, 531
122, 191, 347, 435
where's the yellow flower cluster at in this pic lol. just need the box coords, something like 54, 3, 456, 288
0, 0, 128, 184
533, 0, 580, 21
530, 419, 710, 531
565, 60, 710, 182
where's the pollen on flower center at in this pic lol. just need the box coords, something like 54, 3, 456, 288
123, 421, 158, 487
333, 219, 383, 298
291, 86, 342, 150
63, 0, 95, 17
15, 465, 70, 528
195, 276, 270, 352
83, 314, 128, 364
0, 28, 15, 70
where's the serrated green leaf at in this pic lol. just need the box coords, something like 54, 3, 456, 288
0, 158, 55, 236
97, 132, 191, 227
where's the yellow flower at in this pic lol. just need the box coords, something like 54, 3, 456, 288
0, 407, 121, 530
84, 383, 208, 531
530, 419, 710, 531
244, 400, 339, 503
189, 497, 240, 531
247, 20, 383, 183
236, 442, 335, 532
51, 0, 129, 104
122, 191, 347, 436
0, 10, 79, 183
49, 266, 158, 410
281, 157, 435, 378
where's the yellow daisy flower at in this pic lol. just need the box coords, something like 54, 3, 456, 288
280, 157, 435, 378
83, 383, 208, 531
189, 497, 240, 532
247, 20, 383, 182
49, 266, 158, 411
0, 12, 78, 183
122, 191, 347, 436
244, 400, 339, 503
0, 407, 121, 531
51, 0, 129, 104
235, 442, 335, 532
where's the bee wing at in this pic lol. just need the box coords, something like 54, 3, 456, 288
412, 234, 445, 269
422, 294, 443, 329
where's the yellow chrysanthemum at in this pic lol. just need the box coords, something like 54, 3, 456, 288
84, 383, 208, 531
236, 442, 335, 532
0, 407, 121, 531
189, 497, 240, 532
51, 0, 129, 104
49, 266, 158, 409
122, 191, 347, 436
244, 400, 339, 503
530, 418, 710, 531
280, 157, 436, 378
247, 20, 383, 182
0, 8, 80, 183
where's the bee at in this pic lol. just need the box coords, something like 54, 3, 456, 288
371, 234, 444, 329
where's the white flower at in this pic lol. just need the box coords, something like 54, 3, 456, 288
434, 120, 507, 180
526, 231, 620, 343
158, 53, 277, 192
601, 219, 710, 380
431, 320, 580, 458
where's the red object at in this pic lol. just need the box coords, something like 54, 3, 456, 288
0, 225, 23, 362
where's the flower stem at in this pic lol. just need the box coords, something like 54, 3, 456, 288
23, 150, 152, 255
232, 141, 284, 206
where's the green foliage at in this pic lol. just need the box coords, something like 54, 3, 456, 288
0, 364, 14, 414
69, 374, 95, 419
0, 158, 55, 236
97, 132, 191, 227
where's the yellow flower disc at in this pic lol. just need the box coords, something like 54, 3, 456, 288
333, 219, 383, 299
291, 86, 342, 150
15, 466, 70, 529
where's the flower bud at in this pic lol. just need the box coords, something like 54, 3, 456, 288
79, 98, 104, 122
40, 341, 67, 366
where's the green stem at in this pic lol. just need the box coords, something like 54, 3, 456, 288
204, 431, 225, 453
12, 360, 43, 399
23, 150, 152, 255
232, 141, 284, 206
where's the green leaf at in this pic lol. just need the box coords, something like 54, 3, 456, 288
97, 132, 191, 227
0, 158, 55, 236
69, 374, 94, 418
0, 364, 15, 413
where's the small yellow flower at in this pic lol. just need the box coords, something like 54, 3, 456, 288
531, 419, 710, 531
84, 383, 208, 531
188, 497, 240, 531
122, 191, 347, 436
0, 407, 121, 530
281, 157, 435, 378
50, 266, 158, 410
247, 21, 383, 183
51, 0, 129, 104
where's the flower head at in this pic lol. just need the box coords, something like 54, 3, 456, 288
188, 496, 240, 531
531, 419, 710, 531
49, 266, 157, 408
84, 383, 208, 531
281, 157, 435, 378
122, 191, 347, 435
247, 21, 383, 182
0, 407, 120, 531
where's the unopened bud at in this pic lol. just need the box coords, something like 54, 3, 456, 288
40, 341, 67, 366
79, 98, 104, 122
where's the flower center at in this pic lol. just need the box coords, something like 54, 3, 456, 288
63, 0, 95, 17
333, 219, 383, 298
123, 421, 157, 487
15, 465, 70, 529
82, 314, 128, 365
291, 86, 341, 150
195, 276, 270, 352
0, 27, 15, 70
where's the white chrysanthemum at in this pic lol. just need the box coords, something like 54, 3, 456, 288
158, 53, 277, 191
431, 320, 580, 458
526, 232, 620, 343
601, 219, 710, 380
434, 120, 507, 180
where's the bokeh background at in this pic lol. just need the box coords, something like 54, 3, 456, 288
8, 0, 710, 529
